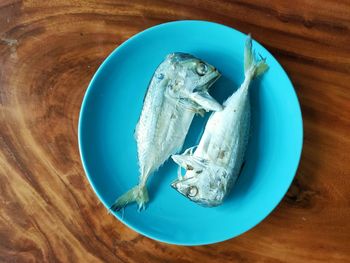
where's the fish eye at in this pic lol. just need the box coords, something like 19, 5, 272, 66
196, 62, 208, 76
187, 186, 198, 197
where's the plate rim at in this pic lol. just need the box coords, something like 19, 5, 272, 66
78, 20, 304, 246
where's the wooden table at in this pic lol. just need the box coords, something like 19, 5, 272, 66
1, 1, 349, 262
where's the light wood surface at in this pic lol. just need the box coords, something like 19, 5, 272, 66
0, 1, 349, 262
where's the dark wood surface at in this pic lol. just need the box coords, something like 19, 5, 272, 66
1, 1, 349, 262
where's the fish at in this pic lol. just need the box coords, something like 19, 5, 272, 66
110, 53, 222, 211
171, 36, 268, 207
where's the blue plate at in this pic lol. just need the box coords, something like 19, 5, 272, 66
78, 20, 303, 245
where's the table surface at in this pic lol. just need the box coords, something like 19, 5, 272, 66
1, 1, 349, 262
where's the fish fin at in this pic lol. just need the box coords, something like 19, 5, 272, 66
183, 145, 198, 155
110, 185, 149, 212
189, 91, 223, 112
171, 154, 207, 170
177, 164, 184, 180
167, 95, 198, 114
244, 35, 269, 79
171, 154, 188, 168
171, 96, 214, 116
244, 34, 254, 73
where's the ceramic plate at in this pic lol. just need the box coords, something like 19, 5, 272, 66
78, 20, 303, 245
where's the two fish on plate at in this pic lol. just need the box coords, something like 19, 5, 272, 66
111, 36, 268, 211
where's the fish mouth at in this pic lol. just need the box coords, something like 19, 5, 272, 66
171, 179, 186, 197
171, 175, 197, 191
171, 179, 181, 190
171, 176, 191, 188
201, 70, 221, 90
171, 178, 220, 207
170, 177, 196, 197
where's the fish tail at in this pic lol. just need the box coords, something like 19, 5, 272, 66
110, 184, 149, 212
244, 34, 269, 79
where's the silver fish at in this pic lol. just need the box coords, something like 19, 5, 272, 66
111, 53, 222, 211
171, 36, 268, 207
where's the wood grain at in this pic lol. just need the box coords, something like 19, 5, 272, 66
0, 0, 349, 262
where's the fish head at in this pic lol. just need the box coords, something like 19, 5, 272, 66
171, 154, 228, 207
164, 53, 222, 112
